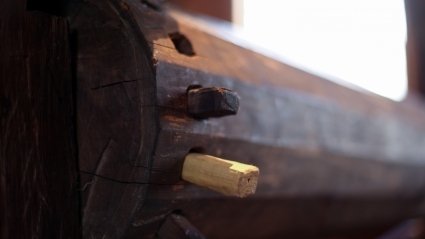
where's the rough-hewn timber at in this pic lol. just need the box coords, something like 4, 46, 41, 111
68, 1, 425, 238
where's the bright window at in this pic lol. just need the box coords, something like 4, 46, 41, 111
240, 0, 407, 100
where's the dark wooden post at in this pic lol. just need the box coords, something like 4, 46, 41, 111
0, 0, 80, 238
405, 0, 425, 97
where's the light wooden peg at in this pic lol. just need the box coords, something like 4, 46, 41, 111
182, 153, 259, 197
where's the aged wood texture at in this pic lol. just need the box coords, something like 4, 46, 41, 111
131, 4, 425, 238
69, 0, 158, 238
187, 86, 239, 118
157, 213, 206, 239
0, 0, 80, 238
70, 1, 425, 238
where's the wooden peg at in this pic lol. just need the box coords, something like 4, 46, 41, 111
187, 86, 240, 119
182, 153, 259, 197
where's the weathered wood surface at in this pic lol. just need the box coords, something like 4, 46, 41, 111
157, 213, 206, 239
70, 0, 425, 238
70, 1, 158, 238
0, 0, 80, 238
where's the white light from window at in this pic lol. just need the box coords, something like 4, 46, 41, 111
242, 0, 407, 101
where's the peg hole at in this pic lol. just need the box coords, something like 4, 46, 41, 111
169, 32, 196, 56
188, 147, 206, 154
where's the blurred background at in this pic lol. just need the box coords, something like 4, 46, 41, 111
170, 0, 409, 101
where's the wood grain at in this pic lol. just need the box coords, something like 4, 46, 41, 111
69, 0, 158, 238
0, 1, 79, 238
182, 153, 259, 197
187, 86, 239, 118
128, 3, 425, 238
157, 213, 206, 239
68, 1, 425, 238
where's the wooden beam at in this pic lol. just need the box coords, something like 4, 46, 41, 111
69, 0, 425, 238
134, 4, 425, 238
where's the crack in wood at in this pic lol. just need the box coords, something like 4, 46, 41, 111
91, 79, 138, 90
79, 170, 184, 186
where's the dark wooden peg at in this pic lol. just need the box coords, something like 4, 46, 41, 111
187, 86, 240, 118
